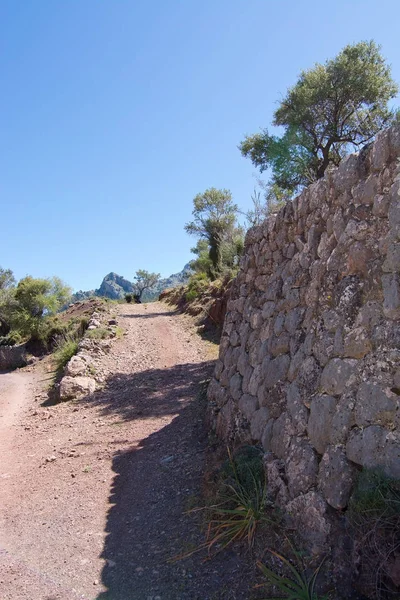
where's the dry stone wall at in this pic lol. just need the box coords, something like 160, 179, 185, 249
208, 125, 400, 549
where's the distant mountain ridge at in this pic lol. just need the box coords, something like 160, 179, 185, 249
71, 264, 192, 303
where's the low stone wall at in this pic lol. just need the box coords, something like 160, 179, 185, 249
0, 344, 27, 371
208, 125, 400, 549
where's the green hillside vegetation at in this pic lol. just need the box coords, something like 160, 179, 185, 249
0, 268, 94, 354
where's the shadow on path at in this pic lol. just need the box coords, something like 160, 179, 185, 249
79, 361, 214, 422
119, 310, 179, 320
80, 362, 258, 600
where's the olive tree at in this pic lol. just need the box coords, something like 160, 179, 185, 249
240, 41, 398, 192
133, 270, 161, 301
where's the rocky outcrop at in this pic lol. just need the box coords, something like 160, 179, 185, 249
70, 265, 192, 304
208, 125, 400, 550
97, 273, 135, 300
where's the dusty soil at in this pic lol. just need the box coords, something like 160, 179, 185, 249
0, 302, 260, 600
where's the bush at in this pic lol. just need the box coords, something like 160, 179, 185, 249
125, 293, 133, 303
185, 272, 210, 303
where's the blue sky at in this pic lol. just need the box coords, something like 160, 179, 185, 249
1, 0, 399, 292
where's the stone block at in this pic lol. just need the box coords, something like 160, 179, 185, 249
373, 194, 390, 217
330, 393, 356, 445
238, 394, 259, 421
382, 274, 400, 319
248, 365, 263, 396
322, 310, 341, 333
286, 440, 319, 497
346, 241, 371, 277
216, 399, 236, 441
318, 446, 356, 509
264, 458, 289, 507
308, 395, 336, 454
390, 124, 400, 156
262, 301, 276, 319
354, 301, 382, 329
296, 356, 322, 405
273, 312, 286, 335
352, 174, 378, 206
229, 372, 242, 401
313, 332, 335, 367
284, 307, 305, 335
286, 491, 331, 554
64, 355, 88, 377
343, 327, 372, 359
263, 354, 290, 389
388, 179, 400, 238
355, 382, 397, 427
346, 425, 386, 468
288, 348, 305, 382
270, 412, 293, 459
287, 382, 309, 434
384, 438, 400, 478
383, 242, 400, 273
370, 128, 390, 172
320, 359, 357, 396
261, 419, 274, 451
250, 406, 270, 440
268, 333, 290, 357
333, 153, 359, 194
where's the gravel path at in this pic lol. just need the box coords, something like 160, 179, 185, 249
0, 302, 258, 600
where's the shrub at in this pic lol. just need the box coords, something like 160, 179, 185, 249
185, 272, 210, 303
77, 317, 89, 337
125, 293, 133, 303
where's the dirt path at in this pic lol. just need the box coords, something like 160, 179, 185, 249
0, 302, 257, 600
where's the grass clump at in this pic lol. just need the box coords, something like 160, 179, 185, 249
348, 468, 400, 520
257, 549, 327, 600
115, 326, 124, 339
85, 327, 110, 340
171, 445, 273, 561
53, 335, 79, 373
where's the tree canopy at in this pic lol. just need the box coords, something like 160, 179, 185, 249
133, 270, 161, 300
12, 276, 71, 337
0, 267, 16, 335
240, 41, 398, 193
185, 188, 242, 276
